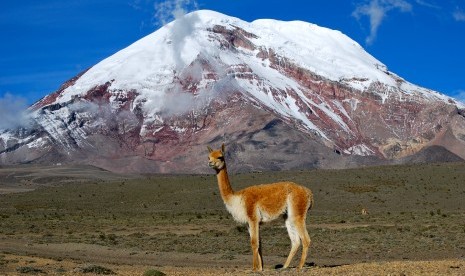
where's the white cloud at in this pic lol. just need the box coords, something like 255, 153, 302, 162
453, 9, 465, 21
353, 0, 412, 45
152, 0, 198, 27
415, 0, 441, 9
129, 0, 200, 69
452, 90, 465, 104
413, 2, 465, 22
0, 93, 33, 130
128, 0, 198, 31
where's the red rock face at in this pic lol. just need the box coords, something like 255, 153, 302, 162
208, 25, 258, 51
1, 21, 464, 173
250, 41, 465, 159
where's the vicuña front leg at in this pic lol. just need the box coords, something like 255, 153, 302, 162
248, 220, 263, 271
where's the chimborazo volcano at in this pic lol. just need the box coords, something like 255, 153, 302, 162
1, 10, 464, 173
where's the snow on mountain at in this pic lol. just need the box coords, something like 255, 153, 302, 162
2, 10, 465, 173
55, 11, 461, 123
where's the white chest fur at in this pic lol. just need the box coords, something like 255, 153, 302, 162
225, 195, 249, 224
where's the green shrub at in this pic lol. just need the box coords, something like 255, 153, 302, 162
143, 269, 166, 276
16, 266, 45, 274
76, 264, 115, 275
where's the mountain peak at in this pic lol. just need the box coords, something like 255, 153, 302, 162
57, 9, 460, 108
1, 10, 464, 173
182, 9, 240, 21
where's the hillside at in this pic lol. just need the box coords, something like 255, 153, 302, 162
1, 10, 464, 173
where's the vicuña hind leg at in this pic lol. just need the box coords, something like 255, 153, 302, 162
296, 219, 311, 269
283, 219, 300, 268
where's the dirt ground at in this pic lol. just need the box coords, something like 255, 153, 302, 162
0, 163, 464, 275
1, 252, 464, 275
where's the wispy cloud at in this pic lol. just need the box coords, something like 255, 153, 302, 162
153, 0, 198, 27
414, 0, 441, 9
415, 1, 465, 22
452, 90, 465, 104
129, 0, 198, 28
141, 0, 200, 69
0, 93, 33, 130
353, 0, 412, 45
453, 8, 465, 21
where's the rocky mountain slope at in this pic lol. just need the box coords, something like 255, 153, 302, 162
1, 10, 464, 173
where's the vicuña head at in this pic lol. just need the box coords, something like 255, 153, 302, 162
207, 144, 225, 172
207, 143, 314, 271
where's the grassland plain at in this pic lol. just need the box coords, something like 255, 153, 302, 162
0, 162, 464, 275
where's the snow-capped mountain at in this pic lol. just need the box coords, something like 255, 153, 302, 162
1, 10, 464, 173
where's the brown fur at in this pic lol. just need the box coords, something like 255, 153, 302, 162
208, 144, 314, 271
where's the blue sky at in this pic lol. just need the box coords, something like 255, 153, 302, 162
1, 0, 464, 106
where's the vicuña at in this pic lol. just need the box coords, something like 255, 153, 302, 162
207, 144, 314, 271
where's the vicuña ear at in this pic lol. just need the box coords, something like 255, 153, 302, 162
207, 146, 213, 153
221, 143, 225, 154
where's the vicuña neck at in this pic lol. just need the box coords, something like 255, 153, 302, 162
216, 166, 234, 201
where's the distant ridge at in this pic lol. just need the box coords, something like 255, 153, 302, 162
399, 145, 464, 164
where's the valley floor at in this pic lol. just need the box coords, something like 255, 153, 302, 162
1, 163, 464, 275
